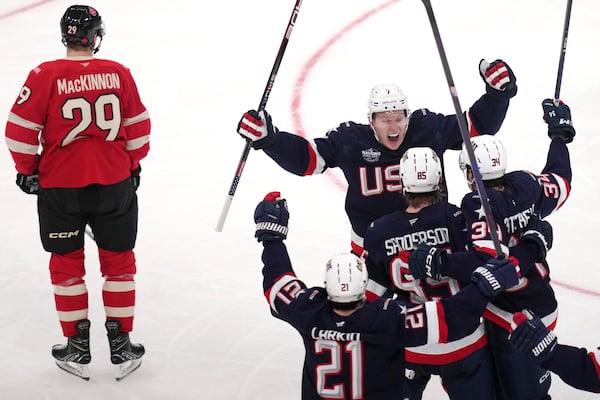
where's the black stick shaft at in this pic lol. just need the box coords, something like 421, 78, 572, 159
421, 0, 504, 257
216, 0, 303, 232
554, 0, 573, 99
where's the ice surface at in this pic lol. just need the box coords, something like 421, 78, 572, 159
1, 0, 599, 398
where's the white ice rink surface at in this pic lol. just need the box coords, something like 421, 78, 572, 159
1, 0, 600, 398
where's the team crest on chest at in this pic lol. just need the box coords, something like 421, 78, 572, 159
362, 148, 381, 162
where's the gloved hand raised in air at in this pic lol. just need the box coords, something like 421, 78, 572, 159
403, 244, 445, 280
471, 257, 521, 298
237, 109, 279, 150
542, 98, 575, 143
520, 212, 553, 262
254, 191, 289, 242
509, 310, 558, 364
16, 172, 39, 195
479, 59, 517, 99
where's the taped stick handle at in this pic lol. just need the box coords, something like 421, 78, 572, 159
215, 144, 250, 231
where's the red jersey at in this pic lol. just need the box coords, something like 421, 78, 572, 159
5, 56, 151, 188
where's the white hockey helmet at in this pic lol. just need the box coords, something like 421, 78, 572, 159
324, 253, 368, 304
400, 147, 443, 194
367, 83, 410, 122
459, 135, 508, 181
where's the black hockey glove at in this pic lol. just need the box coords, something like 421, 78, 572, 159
542, 98, 575, 143
479, 59, 517, 99
131, 165, 141, 191
254, 191, 289, 242
510, 310, 558, 364
16, 172, 39, 195
237, 109, 279, 150
471, 257, 520, 298
407, 244, 445, 280
520, 212, 553, 262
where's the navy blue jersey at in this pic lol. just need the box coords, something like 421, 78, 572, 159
441, 138, 571, 330
544, 345, 600, 393
263, 94, 509, 253
363, 201, 490, 365
364, 201, 468, 302
261, 240, 494, 399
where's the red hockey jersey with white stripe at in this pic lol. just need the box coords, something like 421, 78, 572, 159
5, 56, 150, 187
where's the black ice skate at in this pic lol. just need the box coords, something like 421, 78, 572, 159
105, 320, 145, 381
52, 319, 91, 380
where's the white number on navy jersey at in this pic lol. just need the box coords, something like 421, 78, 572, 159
315, 339, 363, 399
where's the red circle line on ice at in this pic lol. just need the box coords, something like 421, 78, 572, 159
0, 0, 57, 20
288, 0, 598, 299
5, 0, 596, 298
290, 0, 401, 191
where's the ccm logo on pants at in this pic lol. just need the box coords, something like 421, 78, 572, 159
49, 230, 80, 239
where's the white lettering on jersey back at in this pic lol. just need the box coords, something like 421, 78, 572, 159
384, 228, 450, 256
311, 327, 361, 342
503, 205, 535, 234
57, 73, 121, 95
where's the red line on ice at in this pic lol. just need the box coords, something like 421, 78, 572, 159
290, 0, 402, 190
288, 0, 600, 298
0, 0, 57, 20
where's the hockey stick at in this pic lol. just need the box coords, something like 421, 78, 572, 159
85, 225, 94, 240
215, 0, 303, 232
421, 0, 503, 257
554, 0, 573, 100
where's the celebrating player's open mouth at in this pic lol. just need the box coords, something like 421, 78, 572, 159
388, 132, 401, 141
370, 109, 410, 151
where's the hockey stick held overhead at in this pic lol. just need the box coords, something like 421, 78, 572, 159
215, 0, 303, 232
420, 0, 504, 257
554, 0, 573, 100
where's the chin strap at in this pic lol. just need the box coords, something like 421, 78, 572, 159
93, 36, 103, 54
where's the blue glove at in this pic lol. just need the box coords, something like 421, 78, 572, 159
16, 172, 39, 195
479, 59, 517, 99
254, 191, 289, 242
520, 212, 553, 262
510, 310, 558, 364
407, 244, 444, 280
237, 109, 279, 150
471, 257, 520, 298
542, 98, 575, 143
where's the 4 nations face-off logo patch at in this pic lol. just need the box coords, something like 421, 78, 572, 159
361, 148, 381, 162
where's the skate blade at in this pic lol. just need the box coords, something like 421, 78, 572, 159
55, 360, 90, 380
114, 359, 142, 381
